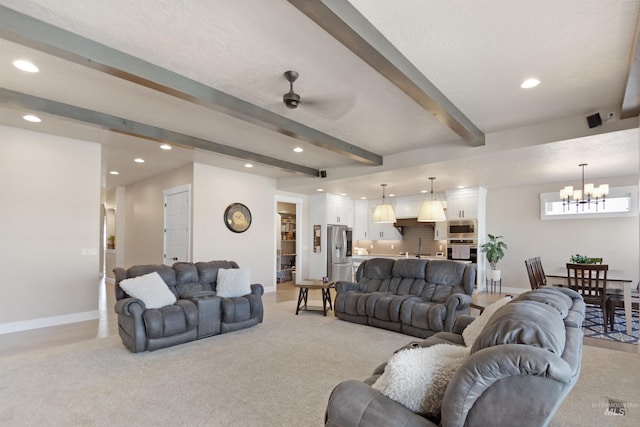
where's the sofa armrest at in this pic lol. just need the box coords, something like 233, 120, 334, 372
452, 314, 476, 334
114, 297, 145, 316
335, 280, 361, 293
114, 298, 147, 352
250, 283, 264, 296
443, 293, 472, 331
325, 380, 435, 427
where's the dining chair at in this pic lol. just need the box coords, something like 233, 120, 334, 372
525, 257, 563, 290
566, 263, 610, 330
525, 257, 546, 289
607, 281, 639, 331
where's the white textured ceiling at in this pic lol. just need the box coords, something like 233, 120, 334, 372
0, 0, 638, 198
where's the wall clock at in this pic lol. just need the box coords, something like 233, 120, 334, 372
224, 203, 252, 233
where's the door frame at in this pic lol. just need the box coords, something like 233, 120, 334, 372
275, 194, 304, 284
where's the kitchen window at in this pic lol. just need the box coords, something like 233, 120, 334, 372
540, 185, 638, 220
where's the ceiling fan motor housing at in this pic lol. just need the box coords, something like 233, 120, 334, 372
283, 91, 300, 108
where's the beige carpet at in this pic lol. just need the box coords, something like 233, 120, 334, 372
0, 297, 638, 426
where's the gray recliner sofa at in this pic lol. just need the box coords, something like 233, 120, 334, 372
113, 260, 263, 353
325, 287, 585, 427
334, 258, 477, 338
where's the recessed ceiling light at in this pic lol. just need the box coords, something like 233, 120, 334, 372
22, 114, 41, 123
340, 193, 348, 196
244, 163, 253, 168
293, 147, 303, 153
160, 144, 172, 150
421, 190, 428, 194
360, 196, 367, 200
521, 78, 540, 89
457, 185, 465, 189
317, 188, 324, 192
389, 193, 395, 197
13, 59, 39, 73
134, 158, 144, 163
109, 171, 119, 175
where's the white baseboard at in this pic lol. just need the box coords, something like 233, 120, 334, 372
0, 310, 100, 335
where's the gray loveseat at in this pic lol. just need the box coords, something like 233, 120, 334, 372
114, 260, 263, 353
325, 287, 585, 427
334, 258, 477, 338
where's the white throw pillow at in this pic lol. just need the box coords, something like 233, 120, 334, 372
372, 344, 470, 416
462, 296, 512, 347
119, 272, 177, 309
216, 268, 252, 298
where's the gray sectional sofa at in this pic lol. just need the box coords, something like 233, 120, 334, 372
113, 260, 263, 353
334, 258, 477, 338
325, 287, 585, 427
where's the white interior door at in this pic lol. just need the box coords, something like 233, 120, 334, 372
164, 185, 191, 264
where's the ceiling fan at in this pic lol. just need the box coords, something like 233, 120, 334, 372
275, 70, 356, 119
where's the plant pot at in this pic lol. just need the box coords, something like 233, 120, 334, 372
487, 269, 501, 281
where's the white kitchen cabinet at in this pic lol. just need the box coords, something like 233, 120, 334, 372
434, 221, 447, 240
368, 202, 402, 240
326, 194, 353, 226
445, 188, 479, 220
353, 199, 369, 240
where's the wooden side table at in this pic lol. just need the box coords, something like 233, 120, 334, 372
295, 280, 335, 316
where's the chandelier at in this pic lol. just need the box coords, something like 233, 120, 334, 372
560, 163, 609, 212
372, 184, 396, 223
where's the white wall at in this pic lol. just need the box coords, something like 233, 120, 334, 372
123, 164, 193, 267
0, 126, 101, 331
192, 163, 276, 292
486, 176, 639, 292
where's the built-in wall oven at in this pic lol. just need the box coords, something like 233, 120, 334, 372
447, 240, 478, 263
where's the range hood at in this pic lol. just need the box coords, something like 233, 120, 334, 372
393, 218, 433, 235
394, 218, 432, 227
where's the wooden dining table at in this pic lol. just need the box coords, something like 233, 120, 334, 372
546, 268, 634, 336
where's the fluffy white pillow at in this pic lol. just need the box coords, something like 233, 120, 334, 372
462, 296, 512, 347
119, 272, 177, 309
372, 344, 469, 416
216, 268, 252, 298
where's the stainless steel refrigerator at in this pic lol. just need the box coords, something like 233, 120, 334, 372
327, 225, 352, 282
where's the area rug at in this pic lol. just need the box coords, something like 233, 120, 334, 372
583, 306, 638, 344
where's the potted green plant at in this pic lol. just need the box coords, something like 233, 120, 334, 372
107, 234, 115, 250
481, 234, 507, 281
569, 254, 596, 264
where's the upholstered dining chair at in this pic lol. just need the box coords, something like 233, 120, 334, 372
566, 263, 610, 330
607, 282, 639, 331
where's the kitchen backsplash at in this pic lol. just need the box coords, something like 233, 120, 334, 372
355, 226, 446, 256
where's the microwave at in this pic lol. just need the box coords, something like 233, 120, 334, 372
447, 220, 476, 239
